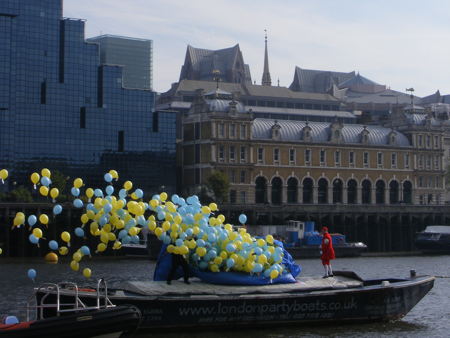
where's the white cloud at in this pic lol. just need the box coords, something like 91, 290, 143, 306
64, 0, 450, 96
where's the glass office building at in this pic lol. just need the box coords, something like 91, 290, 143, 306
0, 0, 175, 194
87, 35, 153, 90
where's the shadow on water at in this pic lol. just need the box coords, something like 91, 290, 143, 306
132, 321, 428, 338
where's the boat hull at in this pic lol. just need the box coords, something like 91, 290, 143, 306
287, 244, 367, 258
36, 274, 434, 332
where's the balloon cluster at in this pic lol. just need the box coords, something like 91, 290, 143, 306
148, 195, 285, 279
7, 167, 286, 282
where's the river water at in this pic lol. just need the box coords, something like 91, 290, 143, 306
0, 255, 448, 338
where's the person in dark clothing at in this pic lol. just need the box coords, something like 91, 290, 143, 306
167, 253, 190, 284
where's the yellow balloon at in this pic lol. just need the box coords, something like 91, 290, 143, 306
131, 193, 138, 200
162, 221, 170, 232
45, 252, 58, 263
109, 169, 118, 180
39, 186, 49, 196
266, 234, 274, 245
257, 254, 268, 264
150, 199, 159, 208
160, 192, 168, 201
179, 245, 189, 255
73, 252, 82, 262
128, 227, 138, 237
108, 232, 116, 241
214, 256, 223, 265
113, 241, 122, 250
100, 232, 109, 243
81, 214, 89, 224
74, 178, 83, 188
270, 270, 279, 279
70, 260, 79, 271
83, 268, 92, 278
196, 247, 206, 257
50, 188, 59, 199
209, 203, 218, 212
61, 231, 70, 243
39, 214, 49, 225
124, 181, 133, 191
210, 264, 220, 272
0, 248, 2, 255
41, 168, 51, 178
30, 172, 40, 185
32, 228, 43, 238
201, 206, 211, 214
0, 169, 8, 180
257, 239, 266, 247
116, 220, 125, 229
86, 188, 94, 199
59, 246, 68, 255
154, 227, 163, 237
97, 243, 106, 252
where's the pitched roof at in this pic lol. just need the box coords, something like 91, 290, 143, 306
252, 118, 411, 147
290, 66, 355, 93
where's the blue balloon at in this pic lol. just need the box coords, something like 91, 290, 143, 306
171, 194, 179, 204
163, 235, 171, 245
185, 228, 193, 237
119, 189, 127, 199
134, 189, 143, 198
29, 234, 39, 244
199, 261, 208, 270
103, 203, 112, 214
74, 227, 84, 237
122, 235, 131, 244
105, 185, 114, 196
80, 245, 90, 256
197, 239, 206, 247
27, 268, 37, 281
131, 235, 140, 244
226, 258, 235, 268
40, 176, 50, 187
48, 240, 59, 250
178, 197, 186, 206
152, 194, 161, 201
94, 188, 103, 197
4, 316, 19, 324
175, 239, 183, 247
252, 263, 263, 273
157, 211, 165, 221
238, 214, 247, 224
104, 173, 113, 182
207, 233, 217, 243
226, 243, 236, 252
53, 204, 62, 215
70, 187, 80, 197
27, 215, 37, 226
99, 215, 108, 226
118, 229, 127, 239
73, 199, 83, 208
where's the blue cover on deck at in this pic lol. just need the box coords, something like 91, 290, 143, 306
153, 240, 301, 285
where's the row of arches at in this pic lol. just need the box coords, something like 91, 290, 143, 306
255, 176, 412, 205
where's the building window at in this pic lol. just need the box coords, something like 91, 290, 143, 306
118, 131, 124, 152
404, 153, 410, 168
152, 112, 159, 132
426, 155, 431, 169
229, 190, 236, 203
240, 170, 246, 183
320, 149, 326, 164
257, 147, 264, 163
229, 146, 235, 162
334, 151, 340, 165
80, 107, 86, 129
418, 135, 423, 147
418, 176, 423, 187
377, 152, 383, 167
426, 135, 431, 148
435, 177, 440, 188
218, 123, 225, 138
230, 170, 236, 183
349, 151, 354, 166
240, 191, 246, 203
240, 125, 246, 139
229, 124, 236, 138
194, 122, 200, 140
40, 81, 47, 104
218, 145, 224, 162
273, 148, 280, 163
289, 149, 295, 163
434, 156, 440, 170
418, 154, 423, 168
195, 144, 200, 163
305, 149, 311, 164
240, 146, 246, 162
391, 153, 397, 168
363, 152, 369, 167
434, 135, 439, 148
195, 168, 200, 184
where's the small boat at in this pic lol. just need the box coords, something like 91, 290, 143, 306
1, 279, 141, 338
35, 271, 434, 332
284, 221, 367, 258
415, 225, 450, 253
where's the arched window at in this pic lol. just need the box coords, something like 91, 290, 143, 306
362, 180, 371, 204
403, 181, 412, 204
332, 179, 343, 203
287, 177, 298, 203
255, 177, 267, 204
389, 180, 399, 204
302, 178, 313, 203
318, 178, 328, 204
347, 179, 358, 204
376, 180, 385, 204
271, 177, 282, 205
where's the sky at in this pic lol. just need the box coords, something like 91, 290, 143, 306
64, 0, 450, 96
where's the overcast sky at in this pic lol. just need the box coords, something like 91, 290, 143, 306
64, 0, 450, 96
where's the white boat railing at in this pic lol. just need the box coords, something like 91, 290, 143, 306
26, 278, 115, 321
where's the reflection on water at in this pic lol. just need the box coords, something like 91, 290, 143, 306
0, 255, 448, 338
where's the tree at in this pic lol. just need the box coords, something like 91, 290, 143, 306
10, 186, 33, 203
206, 171, 230, 203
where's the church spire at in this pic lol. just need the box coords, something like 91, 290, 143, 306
261, 29, 272, 86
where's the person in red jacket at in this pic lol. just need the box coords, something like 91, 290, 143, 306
320, 226, 335, 278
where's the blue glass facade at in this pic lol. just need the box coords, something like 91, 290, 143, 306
0, 0, 176, 193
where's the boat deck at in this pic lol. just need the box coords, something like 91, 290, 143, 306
123, 273, 363, 297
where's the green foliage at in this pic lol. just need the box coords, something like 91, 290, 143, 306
206, 171, 230, 203
10, 185, 33, 203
